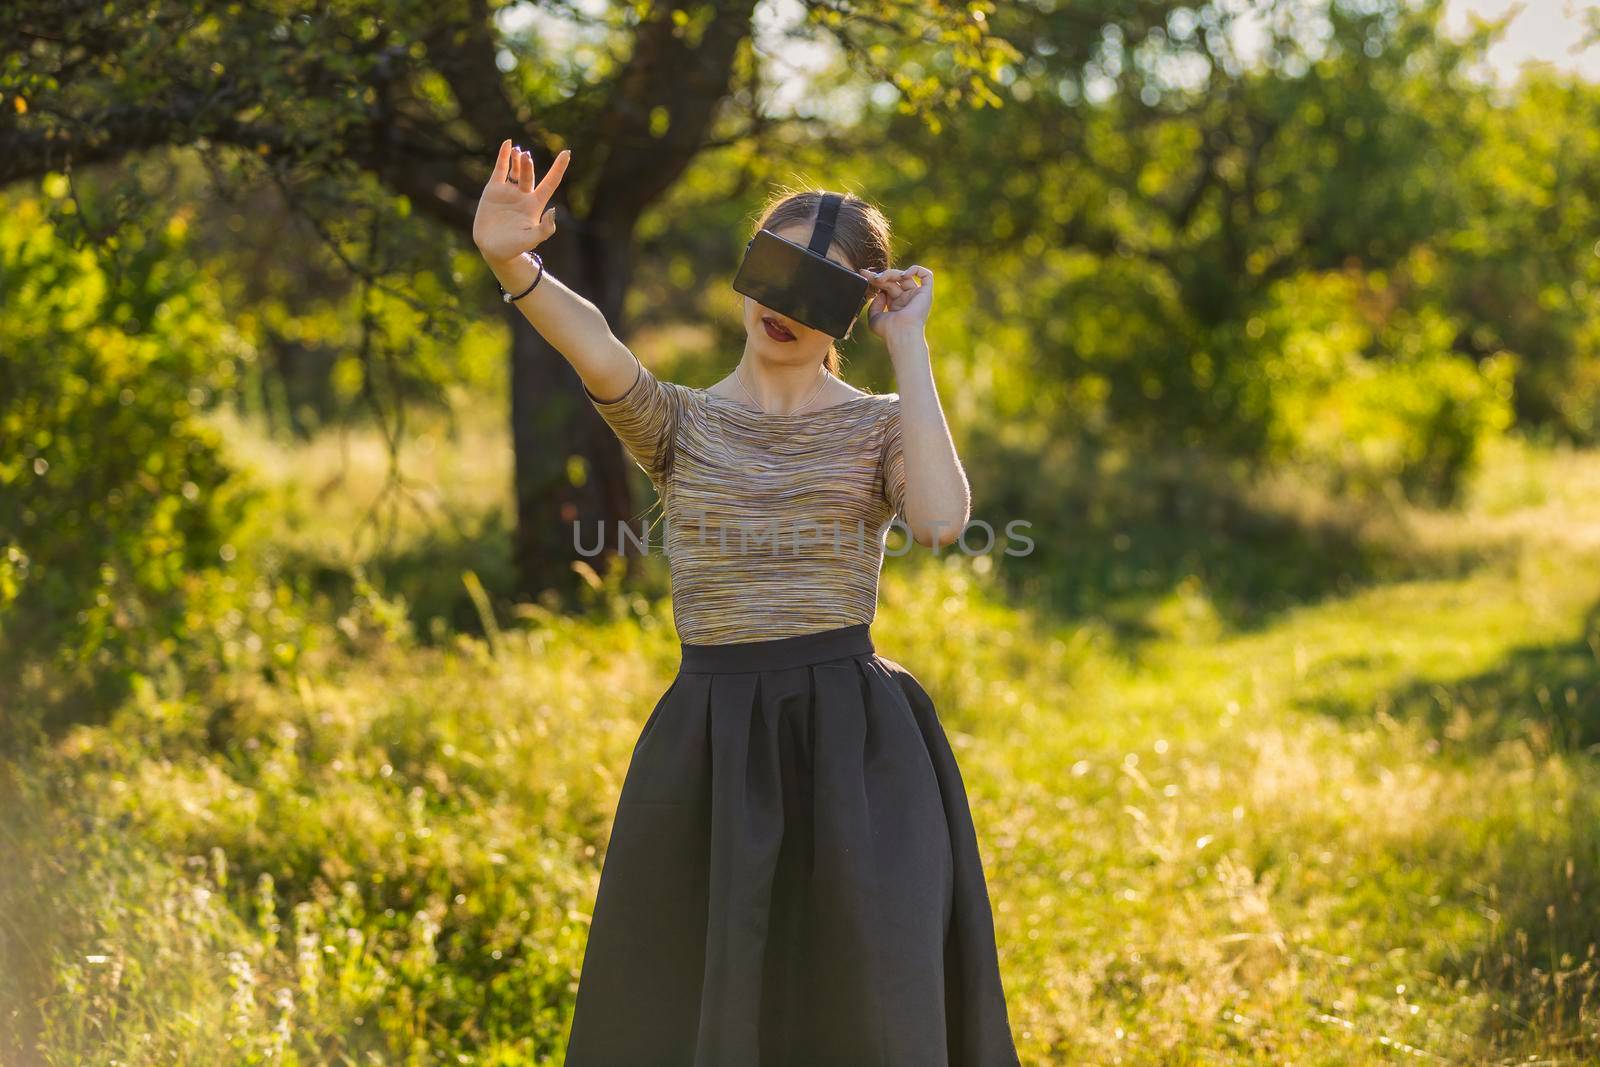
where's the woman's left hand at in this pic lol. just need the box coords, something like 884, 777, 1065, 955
858, 265, 933, 341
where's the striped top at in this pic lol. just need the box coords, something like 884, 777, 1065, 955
585, 356, 908, 645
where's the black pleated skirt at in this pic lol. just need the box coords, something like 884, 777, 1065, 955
563, 622, 1021, 1067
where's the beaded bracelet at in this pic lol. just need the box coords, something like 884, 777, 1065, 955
497, 251, 545, 303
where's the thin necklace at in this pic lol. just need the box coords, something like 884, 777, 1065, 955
734, 361, 832, 415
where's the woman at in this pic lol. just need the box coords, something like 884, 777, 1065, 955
474, 140, 1020, 1066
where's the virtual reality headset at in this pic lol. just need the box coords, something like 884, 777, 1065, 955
732, 191, 872, 340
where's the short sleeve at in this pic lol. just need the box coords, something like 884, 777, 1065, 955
585, 355, 683, 486
879, 397, 908, 523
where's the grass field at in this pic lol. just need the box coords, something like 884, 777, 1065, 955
4, 400, 1599, 1065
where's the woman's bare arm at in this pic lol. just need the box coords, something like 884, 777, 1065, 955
483, 249, 640, 402
474, 140, 639, 402
888, 334, 971, 549
861, 264, 970, 549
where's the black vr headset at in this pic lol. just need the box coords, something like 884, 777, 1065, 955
732, 191, 872, 340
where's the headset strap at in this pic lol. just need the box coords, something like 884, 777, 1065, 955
808, 192, 842, 255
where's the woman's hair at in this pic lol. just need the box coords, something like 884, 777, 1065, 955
750, 188, 894, 377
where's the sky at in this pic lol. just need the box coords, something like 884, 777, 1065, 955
1441, 0, 1600, 85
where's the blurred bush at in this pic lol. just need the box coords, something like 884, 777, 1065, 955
1236, 265, 1517, 504
0, 189, 259, 721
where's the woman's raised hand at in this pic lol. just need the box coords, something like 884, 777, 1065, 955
474, 139, 570, 264
858, 265, 934, 341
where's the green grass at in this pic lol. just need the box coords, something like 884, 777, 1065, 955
4, 411, 1599, 1064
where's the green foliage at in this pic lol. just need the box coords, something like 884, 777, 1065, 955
0, 188, 256, 708
1234, 263, 1517, 504
1442, 70, 1600, 440
210, 165, 501, 441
